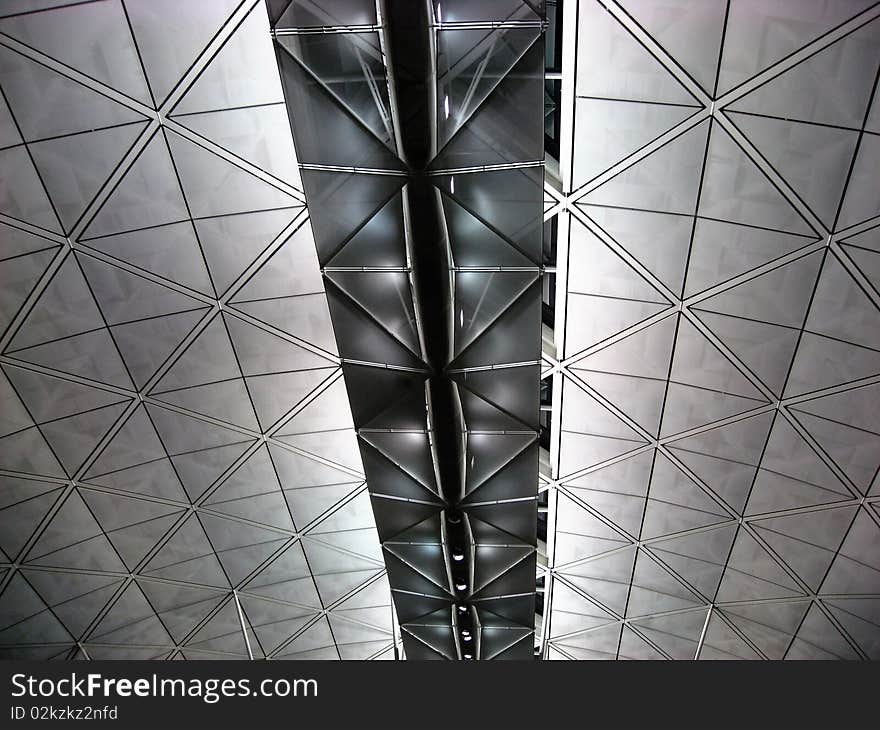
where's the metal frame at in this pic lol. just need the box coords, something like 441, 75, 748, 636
542, 0, 880, 661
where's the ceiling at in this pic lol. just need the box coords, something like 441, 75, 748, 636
0, 0, 879, 662
541, 0, 880, 659
267, 0, 544, 660
0, 0, 395, 660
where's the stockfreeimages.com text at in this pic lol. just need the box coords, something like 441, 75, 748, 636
11, 673, 317, 704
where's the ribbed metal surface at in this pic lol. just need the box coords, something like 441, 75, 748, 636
270, 0, 545, 659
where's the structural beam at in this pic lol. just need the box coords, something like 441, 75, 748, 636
269, 0, 544, 660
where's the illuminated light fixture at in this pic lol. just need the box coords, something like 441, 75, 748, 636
459, 308, 464, 327
450, 176, 455, 194
462, 634, 473, 643
463, 654, 473, 660
461, 629, 470, 637
444, 94, 450, 119
455, 580, 467, 592
452, 549, 464, 562
457, 605, 467, 614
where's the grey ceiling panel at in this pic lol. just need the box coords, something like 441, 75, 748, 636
0, 0, 394, 661
544, 0, 880, 660
3, 0, 877, 664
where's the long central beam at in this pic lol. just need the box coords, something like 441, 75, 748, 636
269, 0, 544, 660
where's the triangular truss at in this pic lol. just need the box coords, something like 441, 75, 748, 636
270, 0, 544, 660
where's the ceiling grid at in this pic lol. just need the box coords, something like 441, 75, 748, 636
0, 0, 396, 661
543, 0, 880, 660
1, 0, 878, 663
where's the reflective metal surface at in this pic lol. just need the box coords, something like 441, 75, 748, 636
543, 0, 880, 660
2, 0, 879, 663
271, 0, 544, 659
0, 0, 393, 660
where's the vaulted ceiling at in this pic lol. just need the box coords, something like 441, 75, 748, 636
541, 0, 880, 660
0, 0, 878, 662
0, 0, 393, 660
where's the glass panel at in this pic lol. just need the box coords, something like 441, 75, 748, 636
277, 32, 393, 150
436, 26, 540, 148
276, 48, 401, 168
273, 0, 377, 28
434, 167, 543, 262
434, 0, 543, 23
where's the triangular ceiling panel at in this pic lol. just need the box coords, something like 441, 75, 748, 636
715, 0, 876, 96
80, 131, 189, 239
661, 316, 769, 437
143, 513, 229, 588
173, 2, 283, 115
0, 476, 64, 561
166, 129, 297, 218
0, 45, 144, 141
727, 112, 859, 228
699, 122, 816, 235
576, 0, 700, 105
747, 416, 853, 515
573, 98, 698, 189
622, 0, 727, 96
789, 383, 880, 494
0, 0, 394, 663
667, 411, 774, 513
751, 505, 857, 591
30, 121, 149, 234
580, 119, 709, 214
6, 253, 106, 352
838, 132, 880, 229
83, 222, 213, 297
172, 103, 302, 189
692, 252, 824, 395
0, 1, 150, 103
730, 22, 880, 123
582, 206, 692, 296
561, 452, 652, 541
572, 315, 678, 437
716, 529, 805, 603
432, 41, 544, 170
194, 208, 297, 296
275, 45, 403, 170
0, 144, 62, 233
685, 218, 818, 298
0, 247, 59, 340
126, 0, 241, 106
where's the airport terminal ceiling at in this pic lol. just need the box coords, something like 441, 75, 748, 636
0, 0, 878, 661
